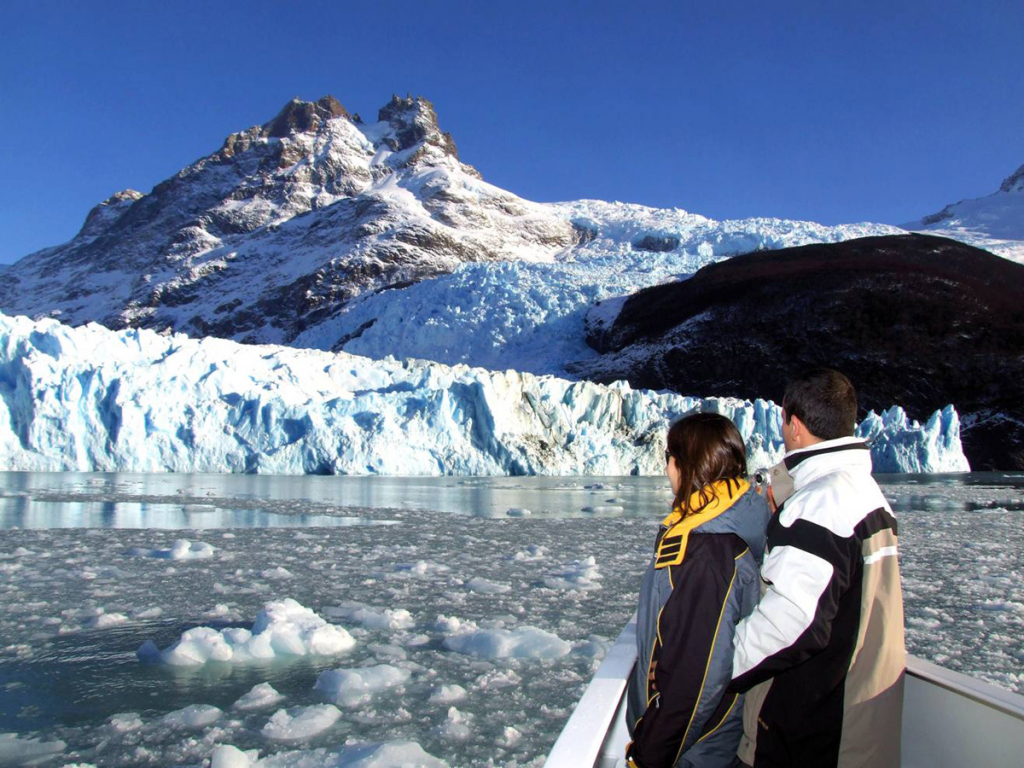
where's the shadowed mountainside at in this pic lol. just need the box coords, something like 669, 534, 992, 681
570, 234, 1024, 469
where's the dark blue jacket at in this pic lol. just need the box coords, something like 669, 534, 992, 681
626, 479, 770, 768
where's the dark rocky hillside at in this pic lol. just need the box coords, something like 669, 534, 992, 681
569, 234, 1024, 470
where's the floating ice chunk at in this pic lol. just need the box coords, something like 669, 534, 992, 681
126, 539, 215, 560
311, 741, 449, 768
141, 598, 355, 666
202, 603, 243, 622
580, 505, 624, 515
210, 745, 254, 768
510, 545, 548, 561
261, 704, 342, 741
261, 567, 294, 580
233, 682, 286, 711
435, 706, 473, 740
324, 604, 415, 631
367, 643, 407, 661
88, 611, 128, 629
474, 668, 522, 689
573, 635, 613, 659
442, 624, 571, 660
106, 713, 143, 732
0, 734, 66, 765
465, 577, 511, 594
314, 664, 412, 707
390, 561, 449, 578
428, 684, 468, 704
433, 615, 466, 634
498, 726, 523, 748
544, 556, 602, 591
161, 704, 222, 728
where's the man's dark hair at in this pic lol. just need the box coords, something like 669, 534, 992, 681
782, 368, 858, 440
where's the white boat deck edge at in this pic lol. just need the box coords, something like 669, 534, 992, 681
543, 615, 1024, 768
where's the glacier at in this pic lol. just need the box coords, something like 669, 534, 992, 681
292, 199, 902, 375
0, 313, 969, 474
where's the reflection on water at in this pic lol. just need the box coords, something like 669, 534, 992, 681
0, 471, 678, 528
2, 471, 1024, 530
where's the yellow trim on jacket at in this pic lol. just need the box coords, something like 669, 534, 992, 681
655, 478, 750, 569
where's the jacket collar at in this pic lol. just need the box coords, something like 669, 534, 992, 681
661, 478, 750, 529
655, 478, 753, 569
783, 436, 871, 490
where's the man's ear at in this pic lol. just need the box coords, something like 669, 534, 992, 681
789, 413, 805, 442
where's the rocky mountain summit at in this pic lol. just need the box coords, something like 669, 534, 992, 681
0, 95, 572, 343
570, 234, 1024, 469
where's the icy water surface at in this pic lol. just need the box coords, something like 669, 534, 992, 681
0, 472, 1021, 767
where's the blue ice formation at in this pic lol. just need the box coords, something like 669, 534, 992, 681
0, 313, 969, 475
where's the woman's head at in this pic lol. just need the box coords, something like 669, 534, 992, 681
666, 412, 747, 517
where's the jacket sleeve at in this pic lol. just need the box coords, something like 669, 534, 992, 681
627, 538, 741, 768
729, 517, 855, 692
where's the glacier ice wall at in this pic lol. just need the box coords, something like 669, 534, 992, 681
0, 314, 969, 475
292, 200, 903, 375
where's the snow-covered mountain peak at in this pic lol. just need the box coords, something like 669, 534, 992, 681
358, 94, 476, 177
264, 94, 352, 139
78, 189, 146, 239
377, 95, 457, 153
999, 163, 1024, 194
1, 92, 570, 341
907, 161, 1024, 262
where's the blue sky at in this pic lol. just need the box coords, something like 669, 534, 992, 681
1, 0, 1022, 264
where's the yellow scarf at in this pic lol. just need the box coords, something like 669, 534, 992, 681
655, 478, 749, 569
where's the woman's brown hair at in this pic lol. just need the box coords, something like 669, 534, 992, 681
667, 412, 748, 517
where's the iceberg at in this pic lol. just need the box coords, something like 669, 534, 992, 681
0, 313, 968, 474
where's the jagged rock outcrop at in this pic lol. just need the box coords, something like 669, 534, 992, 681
999, 163, 1024, 194
570, 234, 1024, 470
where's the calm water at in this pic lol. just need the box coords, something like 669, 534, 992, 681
0, 471, 1021, 767
3, 470, 1023, 529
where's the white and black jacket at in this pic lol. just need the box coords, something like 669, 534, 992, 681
729, 437, 906, 768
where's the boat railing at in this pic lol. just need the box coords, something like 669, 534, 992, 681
543, 616, 1024, 768
544, 616, 637, 768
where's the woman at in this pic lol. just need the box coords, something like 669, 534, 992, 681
626, 412, 770, 768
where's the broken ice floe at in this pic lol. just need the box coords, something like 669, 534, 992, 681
138, 598, 354, 665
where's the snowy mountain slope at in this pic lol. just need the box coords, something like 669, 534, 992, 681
293, 200, 901, 374
0, 96, 573, 344
1, 94, 902, 366
904, 163, 1024, 262
0, 313, 968, 474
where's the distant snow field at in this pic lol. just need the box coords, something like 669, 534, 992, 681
0, 481, 1021, 767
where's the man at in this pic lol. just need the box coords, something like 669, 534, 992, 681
729, 368, 905, 767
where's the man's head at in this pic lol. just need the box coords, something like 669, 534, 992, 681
781, 368, 858, 451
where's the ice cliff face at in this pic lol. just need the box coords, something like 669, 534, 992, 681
905, 163, 1024, 262
0, 314, 969, 475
